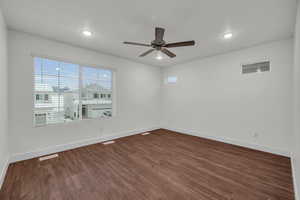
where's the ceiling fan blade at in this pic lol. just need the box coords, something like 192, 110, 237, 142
155, 27, 165, 42
164, 40, 195, 48
139, 49, 155, 57
161, 48, 176, 58
124, 41, 151, 47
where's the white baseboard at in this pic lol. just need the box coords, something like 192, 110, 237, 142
0, 156, 9, 190
10, 127, 159, 163
291, 156, 299, 200
163, 127, 290, 157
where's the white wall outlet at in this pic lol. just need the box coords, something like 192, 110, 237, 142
252, 132, 259, 139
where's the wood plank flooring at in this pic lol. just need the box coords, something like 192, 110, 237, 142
0, 129, 295, 200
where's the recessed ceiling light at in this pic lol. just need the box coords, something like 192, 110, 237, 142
223, 32, 233, 39
82, 30, 92, 37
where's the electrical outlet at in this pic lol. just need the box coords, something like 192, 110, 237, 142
252, 132, 259, 139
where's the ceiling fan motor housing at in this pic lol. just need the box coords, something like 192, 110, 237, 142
151, 40, 166, 49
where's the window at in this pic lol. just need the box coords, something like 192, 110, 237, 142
166, 76, 177, 84
34, 57, 113, 126
81, 66, 112, 119
35, 94, 50, 102
44, 94, 49, 101
93, 93, 99, 99
35, 113, 47, 126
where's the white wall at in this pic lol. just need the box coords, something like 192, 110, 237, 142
161, 39, 293, 156
292, 1, 300, 199
0, 9, 9, 188
3, 16, 298, 198
8, 30, 161, 160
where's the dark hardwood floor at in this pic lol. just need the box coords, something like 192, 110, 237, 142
0, 129, 295, 200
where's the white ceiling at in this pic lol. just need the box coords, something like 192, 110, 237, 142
0, 0, 297, 67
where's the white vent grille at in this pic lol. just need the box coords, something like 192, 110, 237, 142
39, 154, 59, 161
242, 61, 270, 74
103, 141, 115, 145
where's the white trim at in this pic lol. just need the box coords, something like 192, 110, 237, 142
163, 127, 290, 157
291, 155, 299, 200
0, 156, 9, 190
9, 127, 159, 163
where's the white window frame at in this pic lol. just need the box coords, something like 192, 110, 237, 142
32, 54, 117, 127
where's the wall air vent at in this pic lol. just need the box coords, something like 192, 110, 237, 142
103, 141, 115, 145
242, 61, 270, 74
39, 154, 59, 161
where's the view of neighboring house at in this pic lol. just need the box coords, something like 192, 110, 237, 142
34, 82, 112, 126
80, 83, 112, 119
34, 83, 65, 126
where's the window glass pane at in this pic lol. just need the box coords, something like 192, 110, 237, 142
34, 92, 63, 125
34, 58, 80, 126
59, 77, 80, 122
34, 75, 58, 92
59, 77, 79, 92
34, 58, 60, 76
81, 66, 112, 119
59, 61, 79, 78
34, 57, 42, 75
82, 67, 112, 89
82, 79, 102, 91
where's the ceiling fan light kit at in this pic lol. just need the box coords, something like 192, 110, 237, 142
155, 50, 163, 60
124, 27, 195, 59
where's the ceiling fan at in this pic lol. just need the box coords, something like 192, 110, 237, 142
123, 27, 195, 59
